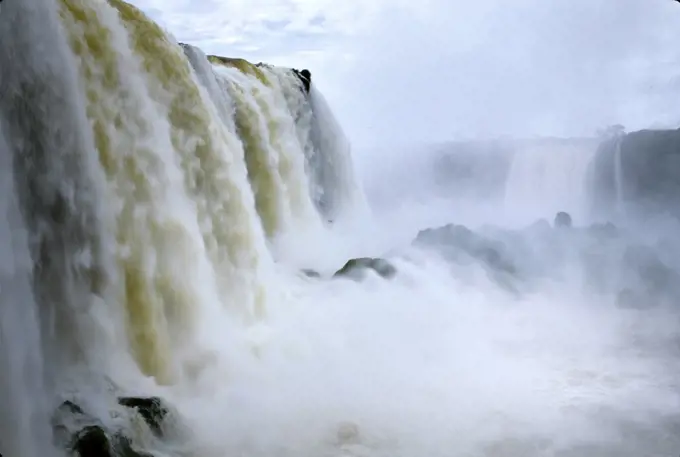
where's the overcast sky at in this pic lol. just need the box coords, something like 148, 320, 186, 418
137, 0, 680, 150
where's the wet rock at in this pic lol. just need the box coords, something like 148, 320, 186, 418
70, 426, 152, 457
53, 398, 167, 456
51, 400, 100, 448
118, 397, 169, 437
71, 426, 110, 457
333, 257, 397, 280
554, 211, 572, 228
292, 68, 311, 92
301, 268, 321, 278
59, 400, 86, 416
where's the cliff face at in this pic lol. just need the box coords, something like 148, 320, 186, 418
588, 128, 680, 220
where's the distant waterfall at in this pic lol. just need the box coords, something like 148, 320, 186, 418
503, 138, 600, 225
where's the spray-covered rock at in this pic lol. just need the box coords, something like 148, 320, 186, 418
334, 257, 397, 280
553, 211, 572, 228
51, 396, 177, 457
118, 397, 170, 437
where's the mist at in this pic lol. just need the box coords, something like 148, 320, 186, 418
326, 0, 680, 152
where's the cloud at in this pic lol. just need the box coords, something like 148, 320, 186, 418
134, 0, 388, 59
132, 0, 680, 150
336, 0, 680, 149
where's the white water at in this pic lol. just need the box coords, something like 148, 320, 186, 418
1, 1, 680, 457
0, 122, 56, 457
503, 138, 600, 225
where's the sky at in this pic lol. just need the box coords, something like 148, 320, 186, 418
136, 0, 680, 150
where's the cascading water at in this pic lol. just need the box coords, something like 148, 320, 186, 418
308, 86, 369, 225
0, 0, 364, 451
503, 138, 600, 225
2, 1, 680, 457
0, 122, 56, 457
613, 134, 625, 215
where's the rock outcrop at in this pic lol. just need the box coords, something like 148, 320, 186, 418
333, 257, 397, 280
292, 68, 311, 92
414, 217, 680, 308
553, 211, 572, 228
118, 396, 170, 437
51, 396, 175, 457
588, 128, 680, 220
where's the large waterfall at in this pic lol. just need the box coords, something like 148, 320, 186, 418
3, 1, 680, 457
0, 0, 365, 454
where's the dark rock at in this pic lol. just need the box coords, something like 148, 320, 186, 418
554, 211, 572, 228
51, 400, 101, 448
52, 399, 161, 457
301, 269, 320, 278
60, 400, 86, 416
118, 397, 169, 437
292, 68, 311, 92
70, 426, 153, 457
333, 257, 397, 280
71, 426, 110, 457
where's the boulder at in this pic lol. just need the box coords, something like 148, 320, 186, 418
292, 68, 311, 92
333, 257, 397, 280
70, 426, 153, 457
52, 400, 154, 457
553, 211, 572, 228
118, 397, 169, 437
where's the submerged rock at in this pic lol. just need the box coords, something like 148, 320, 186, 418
118, 397, 169, 437
333, 257, 397, 280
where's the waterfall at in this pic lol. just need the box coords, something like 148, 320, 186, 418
503, 138, 600, 225
0, 0, 364, 452
613, 134, 625, 215
0, 121, 56, 457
